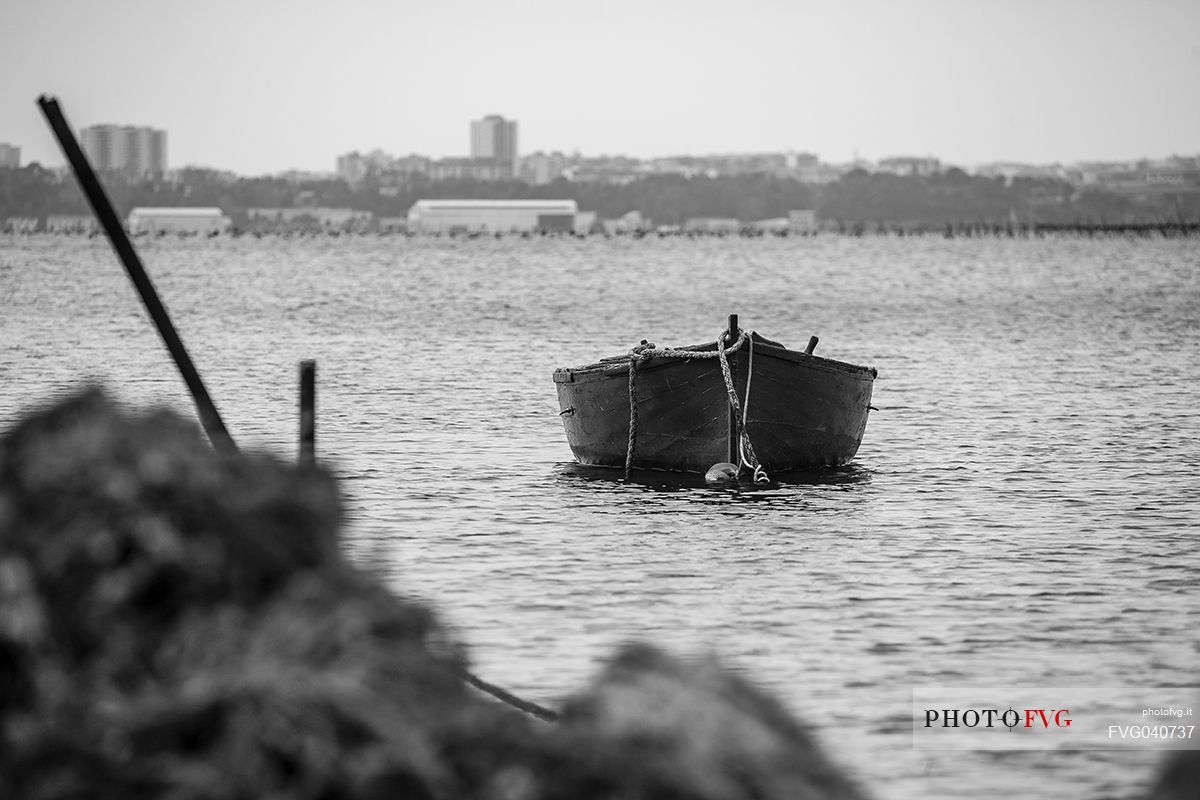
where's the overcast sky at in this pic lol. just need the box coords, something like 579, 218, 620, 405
2, 0, 1197, 175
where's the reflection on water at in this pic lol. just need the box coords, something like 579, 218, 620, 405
555, 462, 876, 497
2, 233, 1197, 800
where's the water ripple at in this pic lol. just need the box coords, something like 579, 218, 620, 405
2, 233, 1197, 800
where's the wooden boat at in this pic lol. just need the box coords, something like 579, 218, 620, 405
553, 316, 876, 478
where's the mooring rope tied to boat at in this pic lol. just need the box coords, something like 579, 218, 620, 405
624, 329, 768, 482
739, 336, 770, 484
715, 330, 769, 484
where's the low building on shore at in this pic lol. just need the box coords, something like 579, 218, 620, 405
127, 207, 231, 235
406, 199, 579, 234
602, 210, 650, 235
573, 211, 598, 235
788, 209, 817, 233
683, 217, 741, 234
3, 217, 39, 233
747, 217, 789, 234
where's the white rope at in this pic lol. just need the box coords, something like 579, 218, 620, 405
739, 336, 769, 484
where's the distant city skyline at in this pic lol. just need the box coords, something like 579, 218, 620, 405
2, 0, 1198, 175
6, 109, 1197, 184
79, 124, 166, 177
6, 128, 1197, 182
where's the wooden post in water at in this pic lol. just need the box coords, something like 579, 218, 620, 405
727, 313, 738, 465
805, 335, 819, 355
299, 360, 316, 466
37, 95, 237, 455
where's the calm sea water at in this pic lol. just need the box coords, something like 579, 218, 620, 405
2, 232, 1197, 799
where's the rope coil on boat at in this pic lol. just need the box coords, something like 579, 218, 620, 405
624, 329, 769, 483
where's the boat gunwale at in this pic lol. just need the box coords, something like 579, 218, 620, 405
553, 336, 876, 384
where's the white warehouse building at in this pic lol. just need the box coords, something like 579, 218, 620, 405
127, 207, 231, 235
406, 199, 579, 234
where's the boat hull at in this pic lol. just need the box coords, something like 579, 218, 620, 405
553, 335, 875, 474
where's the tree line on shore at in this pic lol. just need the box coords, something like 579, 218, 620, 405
2, 163, 1197, 229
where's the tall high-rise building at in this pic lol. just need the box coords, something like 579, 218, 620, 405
80, 124, 167, 177
470, 115, 518, 178
0, 143, 20, 168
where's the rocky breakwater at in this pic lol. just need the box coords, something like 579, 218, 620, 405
0, 388, 871, 800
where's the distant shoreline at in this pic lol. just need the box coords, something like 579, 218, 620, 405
4, 221, 1199, 240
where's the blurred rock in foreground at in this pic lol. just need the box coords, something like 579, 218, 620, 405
1147, 750, 1200, 800
0, 388, 874, 799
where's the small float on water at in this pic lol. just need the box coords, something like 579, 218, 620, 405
553, 315, 877, 482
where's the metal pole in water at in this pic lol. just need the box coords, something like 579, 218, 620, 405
36, 95, 237, 455
299, 360, 316, 466
727, 313, 738, 465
